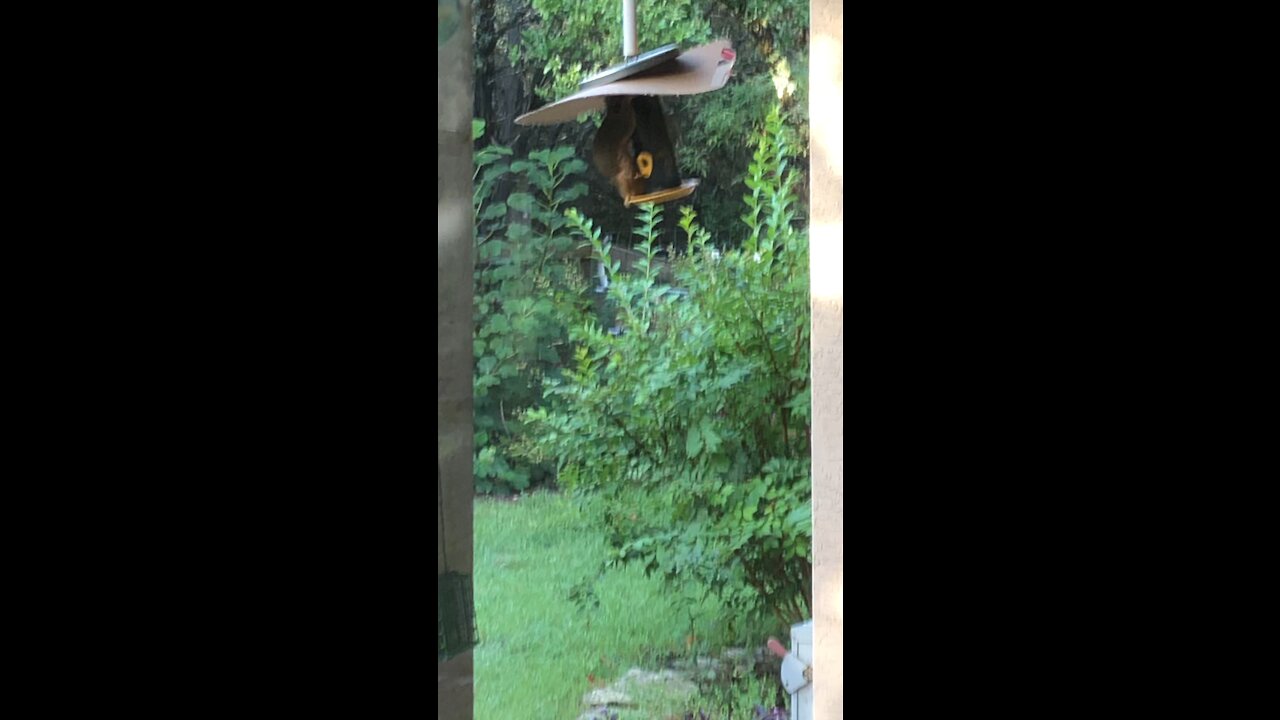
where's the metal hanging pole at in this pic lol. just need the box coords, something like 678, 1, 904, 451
622, 0, 638, 58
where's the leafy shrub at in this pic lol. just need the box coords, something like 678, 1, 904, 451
473, 133, 591, 494
524, 105, 811, 625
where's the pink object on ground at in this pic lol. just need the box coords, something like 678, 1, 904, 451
767, 636, 789, 658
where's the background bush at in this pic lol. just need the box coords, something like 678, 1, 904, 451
522, 105, 811, 626
472, 122, 591, 493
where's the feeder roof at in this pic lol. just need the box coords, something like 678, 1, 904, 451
514, 39, 736, 127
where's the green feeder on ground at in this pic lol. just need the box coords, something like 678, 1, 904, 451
437, 465, 476, 661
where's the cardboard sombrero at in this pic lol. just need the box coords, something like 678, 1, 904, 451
515, 40, 736, 126
516, 40, 737, 207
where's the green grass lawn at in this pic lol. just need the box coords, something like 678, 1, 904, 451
473, 491, 773, 719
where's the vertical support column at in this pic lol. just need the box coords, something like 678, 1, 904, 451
622, 0, 638, 58
809, 0, 844, 718
438, 1, 475, 719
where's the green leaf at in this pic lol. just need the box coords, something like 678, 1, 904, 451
486, 314, 509, 334
505, 223, 533, 241
699, 417, 722, 454
479, 202, 507, 221
481, 164, 509, 186
785, 503, 811, 529
685, 426, 703, 458
507, 192, 535, 213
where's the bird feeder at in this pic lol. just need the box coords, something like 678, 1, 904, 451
514, 1, 736, 208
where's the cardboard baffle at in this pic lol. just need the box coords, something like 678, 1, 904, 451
515, 40, 737, 207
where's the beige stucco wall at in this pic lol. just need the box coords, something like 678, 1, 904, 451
810, 1, 844, 717
438, 1, 475, 718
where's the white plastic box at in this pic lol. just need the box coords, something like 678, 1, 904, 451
790, 620, 813, 720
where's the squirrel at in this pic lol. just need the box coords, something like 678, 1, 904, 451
592, 96, 646, 202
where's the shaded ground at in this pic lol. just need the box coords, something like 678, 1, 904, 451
577, 649, 785, 720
